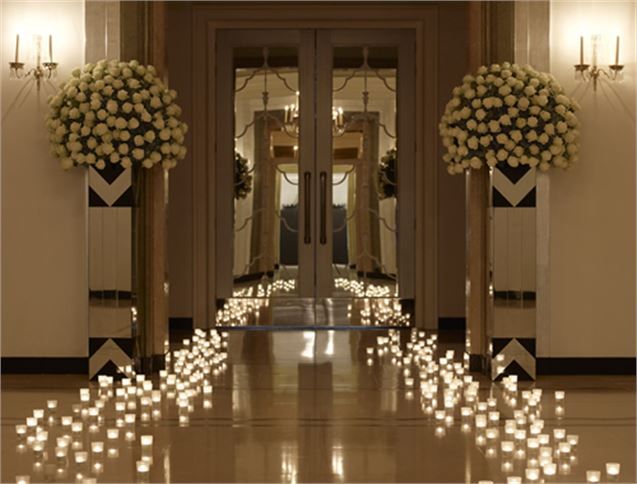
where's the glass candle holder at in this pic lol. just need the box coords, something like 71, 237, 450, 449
586, 470, 601, 482
506, 477, 522, 484
606, 463, 620, 476
525, 468, 540, 481
141, 435, 153, 447
15, 476, 30, 484
91, 442, 104, 454
74, 451, 88, 464
543, 463, 556, 476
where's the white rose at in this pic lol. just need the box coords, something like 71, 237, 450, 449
510, 130, 523, 143
529, 144, 540, 155
496, 149, 508, 161
479, 135, 492, 147
150, 97, 163, 109
127, 78, 140, 90
556, 121, 568, 133
120, 130, 131, 142
134, 103, 145, 114
540, 110, 551, 121
132, 148, 145, 160
86, 153, 96, 164
141, 111, 152, 123
115, 117, 128, 130
109, 152, 120, 164
102, 143, 114, 155
128, 118, 140, 129
566, 143, 578, 155
495, 133, 508, 145
527, 116, 538, 128
144, 131, 156, 142
488, 120, 501, 133
113, 79, 124, 89
539, 161, 550, 172
134, 135, 145, 146
483, 98, 493, 109
507, 156, 519, 168
95, 159, 106, 170
142, 159, 154, 168
467, 137, 479, 150
498, 85, 512, 96
515, 118, 526, 129
469, 157, 482, 169
122, 103, 133, 114
476, 85, 488, 97
475, 109, 486, 121
159, 128, 171, 141
177, 146, 187, 159
106, 100, 118, 114
80, 126, 91, 137
119, 143, 129, 155
517, 97, 530, 110
97, 109, 108, 121
477, 122, 488, 134
160, 143, 171, 155
499, 114, 511, 126
504, 94, 516, 106
538, 133, 549, 145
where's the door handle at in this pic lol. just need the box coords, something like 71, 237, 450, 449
304, 172, 311, 244
320, 171, 327, 245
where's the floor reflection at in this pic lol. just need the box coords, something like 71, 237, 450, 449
1, 329, 635, 483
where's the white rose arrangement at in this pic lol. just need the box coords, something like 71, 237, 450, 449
46, 59, 188, 171
439, 62, 580, 175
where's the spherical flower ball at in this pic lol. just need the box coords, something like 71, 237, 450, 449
46, 59, 188, 171
439, 62, 580, 175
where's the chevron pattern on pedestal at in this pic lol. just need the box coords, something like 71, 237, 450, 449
88, 165, 134, 207
491, 337, 536, 381
492, 165, 536, 207
89, 337, 133, 380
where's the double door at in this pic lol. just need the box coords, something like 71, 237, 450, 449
215, 28, 415, 326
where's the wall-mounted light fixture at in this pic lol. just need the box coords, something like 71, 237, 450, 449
8, 34, 58, 90
574, 34, 624, 91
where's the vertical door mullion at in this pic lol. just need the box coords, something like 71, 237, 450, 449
397, 34, 416, 298
298, 30, 316, 299
315, 30, 334, 298
215, 31, 234, 299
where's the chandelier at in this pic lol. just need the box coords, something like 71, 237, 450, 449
282, 93, 346, 137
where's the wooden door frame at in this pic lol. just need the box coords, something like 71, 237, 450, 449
191, 3, 439, 329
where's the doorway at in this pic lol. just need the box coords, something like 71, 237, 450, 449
214, 29, 415, 327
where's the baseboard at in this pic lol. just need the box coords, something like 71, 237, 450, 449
537, 357, 636, 375
169, 317, 193, 331
438, 317, 466, 331
1, 357, 88, 374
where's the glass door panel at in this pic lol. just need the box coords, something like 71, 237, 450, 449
216, 30, 316, 326
215, 29, 414, 328
315, 30, 415, 326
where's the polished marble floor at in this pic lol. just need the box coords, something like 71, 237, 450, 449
1, 330, 635, 483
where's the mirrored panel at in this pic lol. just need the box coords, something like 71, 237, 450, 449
331, 46, 398, 296
232, 46, 300, 298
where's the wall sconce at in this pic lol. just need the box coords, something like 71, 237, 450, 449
574, 34, 624, 91
8, 34, 58, 90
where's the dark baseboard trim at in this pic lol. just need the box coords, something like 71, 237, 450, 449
1, 357, 88, 374
169, 317, 193, 331
438, 317, 466, 331
537, 357, 636, 375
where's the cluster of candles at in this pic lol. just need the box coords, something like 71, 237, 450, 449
14, 329, 229, 484
365, 328, 623, 483
336, 278, 410, 326
215, 279, 296, 326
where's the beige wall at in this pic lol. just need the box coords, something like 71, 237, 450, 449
1, 0, 87, 357
437, 3, 468, 319
166, 1, 194, 318
546, 1, 636, 357
165, 2, 468, 322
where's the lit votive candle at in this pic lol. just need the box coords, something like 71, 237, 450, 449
125, 431, 135, 442
15, 476, 30, 484
538, 434, 550, 445
15, 425, 27, 436
567, 434, 579, 446
501, 441, 515, 454
558, 442, 571, 455
507, 477, 522, 484
553, 428, 566, 440
525, 468, 540, 481
606, 463, 620, 477
141, 435, 153, 447
136, 460, 150, 474
91, 441, 103, 454
55, 446, 68, 459
74, 451, 88, 464
543, 463, 557, 476
26, 417, 37, 428
554, 390, 565, 401
586, 470, 601, 483
47, 400, 58, 411
107, 428, 119, 440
